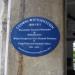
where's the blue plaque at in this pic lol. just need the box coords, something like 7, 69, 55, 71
10, 17, 60, 57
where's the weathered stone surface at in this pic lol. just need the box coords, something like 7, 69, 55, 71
0, 0, 5, 75
6, 0, 64, 75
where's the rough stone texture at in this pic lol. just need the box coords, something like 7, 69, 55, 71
6, 0, 64, 75
0, 0, 6, 75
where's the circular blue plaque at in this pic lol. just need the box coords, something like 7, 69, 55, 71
10, 17, 60, 57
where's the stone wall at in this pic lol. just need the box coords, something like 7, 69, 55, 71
5, 0, 64, 75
